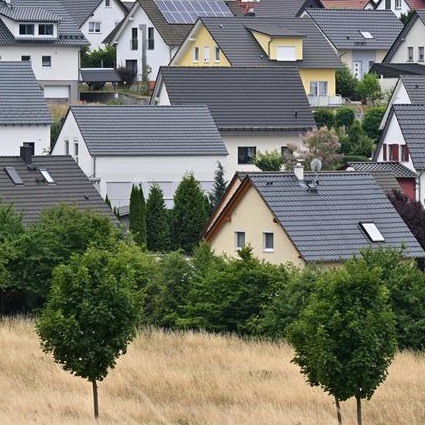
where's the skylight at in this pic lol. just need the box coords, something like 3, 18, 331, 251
39, 169, 55, 184
4, 167, 23, 185
359, 222, 385, 242
360, 31, 373, 39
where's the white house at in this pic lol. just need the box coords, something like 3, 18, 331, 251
51, 105, 228, 208
0, 61, 51, 156
374, 0, 425, 18
60, 0, 128, 51
0, 0, 88, 103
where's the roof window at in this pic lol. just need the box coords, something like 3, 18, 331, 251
359, 222, 385, 242
4, 167, 23, 185
360, 31, 373, 39
39, 169, 55, 184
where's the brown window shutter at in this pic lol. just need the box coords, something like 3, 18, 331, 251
392, 144, 399, 161
383, 144, 387, 161
404, 144, 409, 162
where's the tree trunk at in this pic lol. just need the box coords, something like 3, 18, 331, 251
92, 378, 99, 423
335, 396, 343, 425
356, 395, 362, 425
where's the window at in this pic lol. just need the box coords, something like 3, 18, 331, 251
39, 169, 55, 184
263, 232, 274, 252
359, 222, 385, 242
214, 46, 220, 62
309, 81, 328, 96
64, 139, 69, 155
21, 55, 30, 62
38, 24, 53, 36
130, 27, 138, 50
42, 56, 51, 67
238, 146, 256, 164
4, 167, 23, 185
419, 47, 424, 62
389, 144, 399, 161
89, 21, 101, 33
281, 146, 290, 159
193, 46, 199, 62
408, 46, 413, 62
126, 59, 137, 73
385, 0, 391, 9
105, 0, 111, 6
395, 0, 401, 8
276, 46, 296, 61
235, 231, 245, 250
74, 141, 79, 163
401, 144, 409, 162
19, 24, 34, 35
360, 31, 373, 39
148, 27, 154, 50
203, 46, 210, 63
383, 143, 387, 161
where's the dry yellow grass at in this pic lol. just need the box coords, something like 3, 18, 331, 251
0, 318, 424, 425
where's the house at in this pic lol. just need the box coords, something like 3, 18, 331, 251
304, 9, 404, 79
0, 61, 51, 156
169, 16, 344, 106
59, 0, 128, 51
0, 145, 116, 224
0, 0, 88, 103
151, 66, 316, 177
105, 0, 235, 85
373, 104, 425, 203
51, 105, 228, 209
374, 0, 425, 18
241, 0, 324, 18
204, 169, 424, 266
345, 161, 417, 199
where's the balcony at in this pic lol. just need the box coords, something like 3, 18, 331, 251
308, 94, 343, 107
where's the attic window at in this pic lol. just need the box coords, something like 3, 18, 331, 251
360, 31, 373, 39
39, 169, 55, 184
359, 222, 385, 242
4, 167, 23, 185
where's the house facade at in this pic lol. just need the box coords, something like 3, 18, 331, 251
0, 0, 88, 103
52, 105, 228, 208
60, 0, 128, 50
205, 170, 424, 266
374, 0, 425, 18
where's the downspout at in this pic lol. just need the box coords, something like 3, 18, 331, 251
415, 171, 422, 204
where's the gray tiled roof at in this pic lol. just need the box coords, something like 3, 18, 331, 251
305, 9, 403, 50
0, 155, 116, 224
347, 161, 417, 178
400, 75, 425, 103
247, 171, 424, 261
0, 61, 51, 125
200, 16, 343, 68
389, 104, 425, 170
0, 0, 88, 46
157, 67, 316, 130
250, 0, 324, 18
80, 68, 121, 83
67, 105, 228, 156
60, 0, 128, 27
369, 63, 425, 78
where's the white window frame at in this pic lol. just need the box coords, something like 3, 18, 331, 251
408, 46, 413, 62
89, 21, 101, 33
38, 23, 54, 36
193, 46, 199, 62
263, 232, 274, 252
395, 0, 402, 9
19, 23, 34, 36
64, 139, 69, 155
359, 222, 385, 242
74, 140, 79, 163
419, 46, 424, 62
203, 46, 210, 63
235, 231, 245, 250
105, 0, 111, 6
309, 81, 328, 97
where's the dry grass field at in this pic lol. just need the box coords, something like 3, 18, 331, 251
0, 318, 424, 425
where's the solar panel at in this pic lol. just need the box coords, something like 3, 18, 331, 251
154, 0, 233, 24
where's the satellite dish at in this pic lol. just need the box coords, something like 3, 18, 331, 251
310, 158, 322, 172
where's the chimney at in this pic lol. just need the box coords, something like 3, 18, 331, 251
20, 144, 32, 164
294, 162, 304, 181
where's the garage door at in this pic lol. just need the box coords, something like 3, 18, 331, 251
43, 85, 70, 100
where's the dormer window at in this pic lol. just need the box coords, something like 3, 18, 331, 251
19, 24, 34, 35
276, 46, 296, 61
39, 24, 54, 36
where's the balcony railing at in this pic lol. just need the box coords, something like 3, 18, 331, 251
308, 94, 343, 107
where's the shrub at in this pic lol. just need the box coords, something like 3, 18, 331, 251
117, 66, 137, 87
313, 109, 334, 129
334, 106, 355, 129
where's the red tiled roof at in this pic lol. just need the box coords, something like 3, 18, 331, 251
406, 0, 425, 10
321, 0, 371, 8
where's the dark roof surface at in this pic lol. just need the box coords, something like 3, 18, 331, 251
68, 105, 227, 156
369, 63, 425, 78
0, 61, 51, 125
0, 155, 116, 224
0, 0, 88, 46
199, 16, 343, 68
249, 0, 324, 18
305, 8, 403, 50
80, 68, 121, 82
157, 66, 316, 130
247, 171, 424, 261
400, 74, 425, 103
347, 161, 417, 178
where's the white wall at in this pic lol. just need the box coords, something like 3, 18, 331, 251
0, 126, 50, 156
81, 0, 126, 50
374, 0, 410, 18
114, 3, 173, 82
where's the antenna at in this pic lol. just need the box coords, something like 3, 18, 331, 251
310, 158, 322, 172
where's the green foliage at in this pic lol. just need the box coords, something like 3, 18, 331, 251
139, 64, 152, 95
12, 204, 122, 311
362, 106, 385, 142
400, 10, 414, 26
252, 149, 285, 171
334, 106, 355, 129
171, 173, 209, 254
117, 66, 137, 87
37, 244, 142, 418
129, 184, 147, 247
356, 73, 382, 105
313, 109, 334, 129
346, 120, 375, 157
146, 184, 170, 252
287, 256, 397, 423
80, 45, 116, 68
208, 161, 227, 212
336, 66, 358, 99
50, 120, 62, 150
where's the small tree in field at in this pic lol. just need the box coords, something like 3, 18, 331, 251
36, 244, 142, 421
287, 256, 397, 425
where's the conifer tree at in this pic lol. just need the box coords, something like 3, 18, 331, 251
208, 161, 227, 211
146, 183, 170, 252
129, 184, 146, 247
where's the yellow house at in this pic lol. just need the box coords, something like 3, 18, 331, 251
170, 16, 345, 106
205, 170, 425, 267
